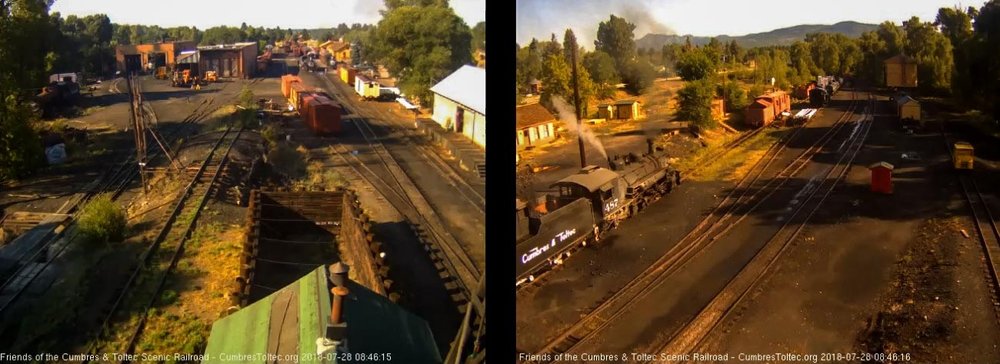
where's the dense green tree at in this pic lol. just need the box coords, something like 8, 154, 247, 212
720, 80, 748, 112
516, 39, 543, 95
677, 79, 716, 129
903, 16, 953, 92
471, 21, 485, 51
369, 4, 471, 103
620, 59, 655, 94
594, 14, 637, 67
540, 53, 571, 107
583, 50, 618, 98
676, 49, 715, 81
0, 0, 49, 180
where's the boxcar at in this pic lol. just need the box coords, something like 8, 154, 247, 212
339, 65, 356, 85
280, 75, 302, 98
303, 95, 342, 135
953, 142, 974, 170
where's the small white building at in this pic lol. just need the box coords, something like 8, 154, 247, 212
429, 65, 486, 148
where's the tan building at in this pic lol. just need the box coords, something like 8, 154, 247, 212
597, 100, 642, 120
896, 95, 920, 122
197, 42, 258, 79
885, 54, 917, 88
516, 103, 558, 149
115, 41, 197, 73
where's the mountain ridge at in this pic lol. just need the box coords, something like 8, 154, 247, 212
635, 21, 878, 49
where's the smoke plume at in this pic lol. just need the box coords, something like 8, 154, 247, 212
516, 0, 676, 48
551, 97, 608, 161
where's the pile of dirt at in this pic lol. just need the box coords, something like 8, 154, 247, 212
856, 217, 961, 361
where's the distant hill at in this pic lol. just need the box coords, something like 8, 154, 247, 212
635, 21, 878, 50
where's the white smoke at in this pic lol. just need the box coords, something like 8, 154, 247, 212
551, 97, 608, 161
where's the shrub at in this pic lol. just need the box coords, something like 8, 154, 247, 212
267, 144, 307, 179
77, 194, 127, 244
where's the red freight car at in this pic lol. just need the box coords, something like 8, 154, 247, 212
745, 91, 790, 127
794, 82, 815, 99
302, 94, 342, 135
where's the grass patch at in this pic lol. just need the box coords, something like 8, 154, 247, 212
680, 128, 784, 182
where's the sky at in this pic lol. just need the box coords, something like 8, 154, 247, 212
517, 0, 980, 47
50, 0, 485, 29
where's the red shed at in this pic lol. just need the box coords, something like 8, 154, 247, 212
869, 161, 894, 194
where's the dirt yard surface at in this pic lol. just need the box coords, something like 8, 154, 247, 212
0, 70, 275, 355
700, 95, 1000, 361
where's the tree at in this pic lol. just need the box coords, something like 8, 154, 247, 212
0, 0, 50, 180
369, 4, 471, 103
904, 16, 953, 92
620, 59, 655, 94
676, 49, 716, 81
563, 29, 578, 64
471, 21, 485, 51
516, 39, 543, 95
720, 80, 748, 112
540, 53, 571, 107
583, 50, 619, 98
677, 79, 716, 129
594, 14, 637, 67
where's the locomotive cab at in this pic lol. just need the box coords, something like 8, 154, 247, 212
552, 165, 628, 228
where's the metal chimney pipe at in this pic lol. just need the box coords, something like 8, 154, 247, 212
647, 138, 655, 155
330, 286, 349, 325
329, 262, 349, 287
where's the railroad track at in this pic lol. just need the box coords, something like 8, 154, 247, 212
940, 126, 1000, 326
655, 94, 875, 359
957, 175, 1000, 324
314, 73, 482, 297
86, 126, 243, 361
523, 91, 864, 363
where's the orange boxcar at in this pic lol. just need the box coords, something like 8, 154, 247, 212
289, 82, 309, 110
280, 75, 302, 98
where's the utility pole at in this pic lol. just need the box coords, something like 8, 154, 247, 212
570, 43, 587, 168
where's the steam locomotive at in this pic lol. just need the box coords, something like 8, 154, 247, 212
809, 76, 843, 107
515, 141, 682, 286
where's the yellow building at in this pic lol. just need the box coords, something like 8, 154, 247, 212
885, 54, 917, 88
320, 39, 352, 63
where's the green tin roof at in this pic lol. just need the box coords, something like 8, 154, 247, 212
203, 266, 441, 363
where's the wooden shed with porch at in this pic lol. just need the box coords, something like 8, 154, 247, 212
516, 103, 558, 149
598, 100, 642, 120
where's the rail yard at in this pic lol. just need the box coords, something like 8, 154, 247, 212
518, 78, 1000, 362
0, 1, 486, 361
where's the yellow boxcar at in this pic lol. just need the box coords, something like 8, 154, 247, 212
954, 142, 974, 170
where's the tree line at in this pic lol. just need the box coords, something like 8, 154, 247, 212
519, 2, 1000, 130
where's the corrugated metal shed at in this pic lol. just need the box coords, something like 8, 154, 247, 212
430, 65, 485, 115
203, 265, 440, 363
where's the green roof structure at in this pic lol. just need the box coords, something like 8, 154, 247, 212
202, 265, 441, 363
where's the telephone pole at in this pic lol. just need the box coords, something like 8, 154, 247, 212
570, 43, 587, 168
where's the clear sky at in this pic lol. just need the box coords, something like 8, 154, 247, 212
517, 0, 981, 47
50, 0, 485, 28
